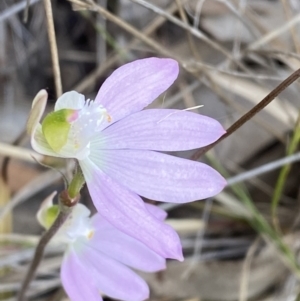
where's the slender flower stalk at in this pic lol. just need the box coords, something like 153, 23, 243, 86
28, 57, 226, 260
17, 191, 79, 301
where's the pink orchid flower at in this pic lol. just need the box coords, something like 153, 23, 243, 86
29, 57, 226, 261
38, 197, 168, 301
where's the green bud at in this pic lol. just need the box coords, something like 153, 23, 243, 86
44, 205, 60, 228
68, 170, 85, 199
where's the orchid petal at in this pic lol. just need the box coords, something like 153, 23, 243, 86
27, 89, 48, 136
90, 214, 166, 272
28, 90, 60, 157
89, 149, 226, 203
80, 158, 183, 260
61, 247, 103, 301
145, 203, 167, 221
72, 239, 149, 301
54, 91, 85, 111
98, 109, 225, 151
95, 58, 179, 125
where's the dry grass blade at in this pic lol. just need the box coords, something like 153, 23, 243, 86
127, 0, 242, 63
43, 0, 62, 98
239, 238, 261, 301
0, 143, 44, 163
249, 12, 300, 50
0, 0, 42, 23
0, 176, 11, 234
0, 169, 62, 221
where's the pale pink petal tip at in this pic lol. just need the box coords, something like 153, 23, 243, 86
94, 57, 180, 125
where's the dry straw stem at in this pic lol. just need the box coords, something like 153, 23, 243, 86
44, 0, 62, 98
196, 61, 287, 81
175, 0, 201, 60
0, 0, 41, 23
224, 160, 276, 200
0, 169, 62, 221
166, 218, 204, 235
0, 176, 11, 234
217, 0, 260, 40
72, 0, 251, 76
239, 238, 261, 301
227, 152, 300, 186
24, 0, 31, 22
124, 0, 257, 75
127, 0, 239, 64
182, 198, 213, 279
279, 0, 300, 53
251, 49, 300, 63
0, 143, 44, 163
248, 12, 300, 51
0, 234, 39, 245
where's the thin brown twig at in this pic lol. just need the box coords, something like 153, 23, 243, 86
191, 67, 300, 160
17, 209, 71, 301
44, 0, 62, 98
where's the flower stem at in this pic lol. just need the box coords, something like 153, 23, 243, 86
17, 207, 71, 301
191, 67, 300, 160
67, 169, 85, 199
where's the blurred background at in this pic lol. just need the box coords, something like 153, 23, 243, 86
1, 0, 300, 300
